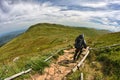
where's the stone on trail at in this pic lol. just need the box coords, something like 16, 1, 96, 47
48, 67, 55, 75
33, 48, 79, 80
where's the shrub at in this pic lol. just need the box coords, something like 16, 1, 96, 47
26, 59, 49, 74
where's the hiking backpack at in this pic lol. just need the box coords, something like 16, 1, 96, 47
75, 37, 83, 49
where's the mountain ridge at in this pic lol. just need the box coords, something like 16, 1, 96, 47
0, 23, 115, 79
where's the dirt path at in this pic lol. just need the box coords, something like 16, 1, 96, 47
31, 49, 80, 80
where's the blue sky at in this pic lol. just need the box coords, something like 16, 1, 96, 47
0, 0, 120, 34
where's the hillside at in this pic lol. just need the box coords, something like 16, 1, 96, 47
0, 23, 109, 63
68, 32, 120, 80
93, 32, 120, 80
0, 23, 110, 79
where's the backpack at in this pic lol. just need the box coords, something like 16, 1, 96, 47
75, 38, 83, 49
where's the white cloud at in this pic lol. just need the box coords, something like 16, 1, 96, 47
0, 1, 63, 24
109, 0, 120, 4
111, 22, 118, 25
81, 2, 107, 8
0, 0, 120, 34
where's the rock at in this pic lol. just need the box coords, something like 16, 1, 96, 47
48, 67, 55, 75
58, 74, 64, 78
45, 75, 51, 80
57, 56, 65, 62
13, 57, 20, 62
59, 66, 66, 74
51, 64, 55, 67
54, 77, 61, 80
67, 70, 71, 73
37, 74, 46, 80
54, 73, 59, 77
44, 68, 49, 73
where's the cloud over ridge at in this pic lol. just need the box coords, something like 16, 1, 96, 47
0, 0, 120, 33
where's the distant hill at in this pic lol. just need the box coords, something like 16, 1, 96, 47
0, 30, 26, 47
0, 23, 109, 62
0, 23, 110, 79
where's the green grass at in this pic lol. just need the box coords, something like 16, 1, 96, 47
93, 32, 120, 47
91, 32, 120, 80
67, 32, 120, 80
67, 70, 81, 80
0, 23, 109, 62
0, 23, 109, 79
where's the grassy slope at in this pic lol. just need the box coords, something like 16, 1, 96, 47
68, 32, 120, 80
93, 32, 120, 47
0, 23, 108, 63
0, 23, 109, 79
93, 32, 120, 80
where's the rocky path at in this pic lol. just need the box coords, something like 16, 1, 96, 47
31, 49, 80, 80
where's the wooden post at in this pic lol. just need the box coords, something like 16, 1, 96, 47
72, 47, 89, 72
4, 68, 32, 80
81, 73, 83, 80
44, 47, 69, 62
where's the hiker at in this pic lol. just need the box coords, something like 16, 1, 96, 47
73, 34, 87, 61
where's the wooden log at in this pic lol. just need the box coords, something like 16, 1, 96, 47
4, 68, 32, 80
44, 47, 70, 62
81, 73, 83, 80
44, 55, 53, 62
44, 49, 63, 62
72, 48, 89, 72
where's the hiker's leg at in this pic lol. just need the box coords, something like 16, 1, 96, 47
76, 50, 82, 60
73, 49, 79, 61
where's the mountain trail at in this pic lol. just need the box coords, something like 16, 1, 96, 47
31, 49, 83, 80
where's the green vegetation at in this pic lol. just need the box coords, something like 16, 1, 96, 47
0, 23, 108, 63
67, 70, 81, 80
93, 32, 120, 47
0, 23, 110, 79
66, 32, 120, 80
26, 57, 49, 74
93, 32, 120, 80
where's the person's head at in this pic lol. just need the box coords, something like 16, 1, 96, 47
79, 34, 84, 39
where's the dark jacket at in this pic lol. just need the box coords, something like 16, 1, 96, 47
74, 34, 87, 49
